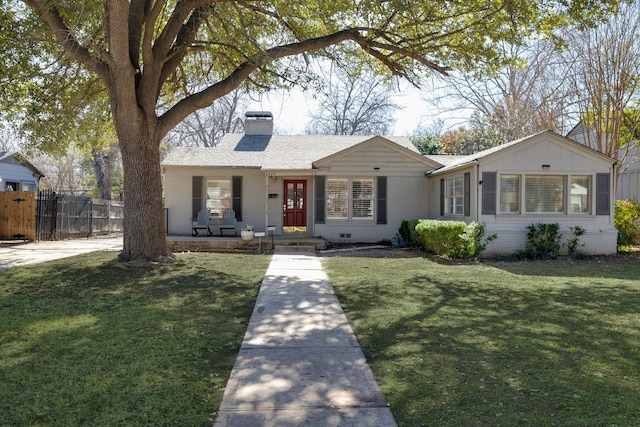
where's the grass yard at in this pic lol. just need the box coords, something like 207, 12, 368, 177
323, 253, 640, 427
0, 252, 270, 426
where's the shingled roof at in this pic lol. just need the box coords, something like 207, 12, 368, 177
162, 133, 423, 170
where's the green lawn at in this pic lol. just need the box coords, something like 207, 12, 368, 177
0, 252, 270, 426
323, 254, 640, 427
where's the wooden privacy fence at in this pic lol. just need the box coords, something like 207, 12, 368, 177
0, 191, 36, 240
36, 190, 124, 241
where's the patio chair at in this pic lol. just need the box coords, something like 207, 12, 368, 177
192, 208, 212, 236
219, 208, 237, 236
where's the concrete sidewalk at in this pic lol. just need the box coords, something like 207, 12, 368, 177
214, 248, 397, 427
0, 236, 123, 270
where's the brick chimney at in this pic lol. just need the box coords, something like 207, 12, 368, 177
244, 111, 273, 135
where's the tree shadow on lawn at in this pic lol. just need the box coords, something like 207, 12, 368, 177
323, 247, 640, 281
333, 270, 640, 426
0, 252, 269, 426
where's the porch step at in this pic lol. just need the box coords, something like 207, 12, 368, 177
274, 245, 317, 253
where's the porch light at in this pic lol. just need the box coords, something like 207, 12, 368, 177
542, 164, 551, 170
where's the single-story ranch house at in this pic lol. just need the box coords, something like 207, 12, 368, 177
162, 112, 618, 255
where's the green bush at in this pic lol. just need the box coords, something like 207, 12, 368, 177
414, 220, 496, 258
614, 199, 640, 246
567, 225, 587, 257
399, 219, 421, 245
519, 223, 562, 260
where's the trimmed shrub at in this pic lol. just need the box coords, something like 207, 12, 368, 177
414, 220, 496, 258
519, 223, 562, 260
399, 219, 421, 245
567, 225, 586, 257
614, 199, 640, 246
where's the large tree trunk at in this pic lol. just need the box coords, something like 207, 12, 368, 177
116, 121, 174, 263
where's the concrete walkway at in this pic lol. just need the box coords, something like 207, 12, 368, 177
214, 248, 397, 427
0, 236, 123, 270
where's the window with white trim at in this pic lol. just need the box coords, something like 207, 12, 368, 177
352, 179, 374, 219
444, 177, 464, 215
525, 175, 565, 213
570, 175, 591, 214
491, 173, 599, 216
326, 178, 374, 221
499, 174, 520, 213
327, 178, 349, 219
205, 179, 231, 217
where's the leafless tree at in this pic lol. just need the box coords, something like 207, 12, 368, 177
428, 40, 575, 142
305, 65, 399, 135
0, 121, 20, 152
563, 0, 640, 172
32, 150, 88, 194
166, 89, 249, 147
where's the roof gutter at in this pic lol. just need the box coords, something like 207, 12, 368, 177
427, 159, 479, 176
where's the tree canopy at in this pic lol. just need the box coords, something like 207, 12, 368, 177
0, 0, 624, 262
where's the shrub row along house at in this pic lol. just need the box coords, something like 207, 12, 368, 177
162, 112, 618, 255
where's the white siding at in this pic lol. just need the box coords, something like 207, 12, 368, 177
425, 166, 478, 221
314, 175, 429, 243
163, 166, 267, 235
475, 136, 617, 255
313, 138, 433, 243
315, 137, 436, 176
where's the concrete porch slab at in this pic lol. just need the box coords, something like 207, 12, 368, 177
167, 235, 325, 252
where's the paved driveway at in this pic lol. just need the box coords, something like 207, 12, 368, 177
0, 236, 123, 270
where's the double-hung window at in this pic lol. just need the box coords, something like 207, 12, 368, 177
352, 179, 374, 219
499, 175, 520, 214
444, 177, 464, 216
570, 175, 591, 214
326, 178, 349, 220
206, 179, 232, 217
525, 175, 565, 213
326, 178, 374, 221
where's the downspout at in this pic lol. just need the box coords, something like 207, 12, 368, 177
265, 174, 269, 232
476, 163, 480, 222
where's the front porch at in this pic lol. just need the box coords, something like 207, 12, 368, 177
167, 234, 326, 252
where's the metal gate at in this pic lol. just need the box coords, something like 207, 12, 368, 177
36, 189, 58, 241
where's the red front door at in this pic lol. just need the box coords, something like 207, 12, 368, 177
284, 180, 306, 228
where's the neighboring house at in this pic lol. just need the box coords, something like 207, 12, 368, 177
615, 148, 640, 201
162, 112, 618, 255
566, 121, 640, 201
0, 151, 44, 192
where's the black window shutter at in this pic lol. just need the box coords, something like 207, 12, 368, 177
192, 176, 203, 220
464, 172, 471, 217
377, 176, 387, 224
315, 176, 325, 224
596, 173, 610, 215
482, 172, 497, 215
232, 176, 243, 221
440, 178, 445, 216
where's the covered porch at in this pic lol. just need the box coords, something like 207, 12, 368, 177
167, 233, 326, 253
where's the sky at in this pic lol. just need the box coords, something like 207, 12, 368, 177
244, 79, 473, 136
